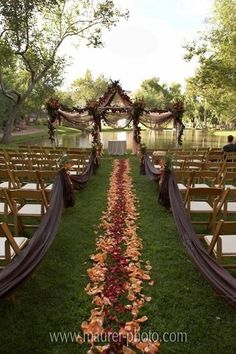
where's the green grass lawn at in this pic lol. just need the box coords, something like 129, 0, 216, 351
0, 156, 235, 354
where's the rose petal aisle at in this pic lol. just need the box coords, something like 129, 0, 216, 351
77, 159, 160, 353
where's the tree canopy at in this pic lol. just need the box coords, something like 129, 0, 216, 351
71, 69, 110, 106
0, 0, 128, 142
184, 0, 236, 126
135, 77, 184, 110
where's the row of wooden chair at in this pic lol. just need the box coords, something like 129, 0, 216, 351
148, 147, 236, 160
5, 145, 91, 155
174, 170, 236, 193
0, 153, 90, 174
0, 146, 93, 270
152, 155, 236, 172
0, 169, 56, 192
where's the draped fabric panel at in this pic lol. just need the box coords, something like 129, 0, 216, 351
71, 154, 98, 188
58, 109, 174, 131
143, 154, 236, 309
58, 109, 94, 129
0, 155, 96, 298
141, 111, 173, 124
143, 153, 161, 181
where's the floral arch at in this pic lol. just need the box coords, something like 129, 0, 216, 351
46, 80, 185, 153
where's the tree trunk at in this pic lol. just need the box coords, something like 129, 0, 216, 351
1, 102, 21, 144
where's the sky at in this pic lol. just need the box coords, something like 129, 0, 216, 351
60, 0, 214, 92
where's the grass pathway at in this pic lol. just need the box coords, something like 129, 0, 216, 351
0, 156, 235, 354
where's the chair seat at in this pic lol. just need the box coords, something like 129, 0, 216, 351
21, 183, 38, 190
18, 204, 45, 216
190, 201, 212, 212
204, 235, 236, 256
0, 203, 11, 215
192, 159, 202, 162
188, 166, 199, 170
193, 183, 209, 188
225, 202, 236, 212
0, 182, 9, 189
0, 237, 28, 259
177, 183, 187, 191
225, 184, 236, 190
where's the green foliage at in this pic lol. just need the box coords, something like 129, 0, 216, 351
163, 152, 175, 171
135, 77, 184, 109
71, 70, 109, 106
184, 0, 236, 126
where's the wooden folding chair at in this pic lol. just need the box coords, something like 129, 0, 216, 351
32, 159, 57, 170
188, 151, 206, 163
0, 169, 18, 189
222, 189, 236, 220
191, 170, 219, 188
12, 170, 41, 190
5, 189, 49, 236
0, 222, 29, 268
0, 189, 14, 224
223, 162, 236, 172
218, 171, 236, 190
173, 170, 193, 195
204, 220, 236, 268
37, 170, 57, 203
182, 160, 202, 170
224, 152, 236, 162
201, 161, 225, 173
70, 157, 89, 175
10, 158, 33, 170
184, 187, 227, 232
37, 170, 57, 190
205, 152, 224, 163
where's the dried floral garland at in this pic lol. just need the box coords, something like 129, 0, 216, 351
131, 98, 145, 145
77, 159, 159, 353
139, 143, 147, 175
46, 98, 61, 143
171, 101, 185, 145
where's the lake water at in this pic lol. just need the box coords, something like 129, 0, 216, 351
41, 129, 228, 150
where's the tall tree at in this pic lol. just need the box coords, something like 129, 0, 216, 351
21, 63, 64, 122
136, 77, 167, 109
135, 77, 184, 109
0, 0, 128, 143
184, 0, 236, 125
71, 69, 109, 106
